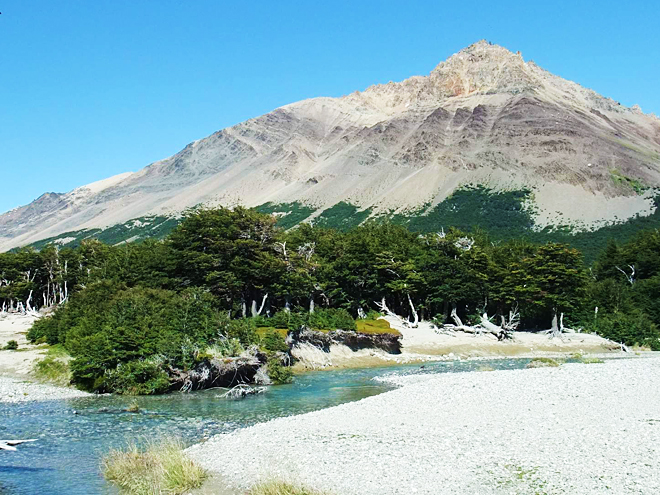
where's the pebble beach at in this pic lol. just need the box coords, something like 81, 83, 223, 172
189, 356, 660, 494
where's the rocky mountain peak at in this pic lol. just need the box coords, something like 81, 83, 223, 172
2, 42, 660, 252
429, 40, 538, 97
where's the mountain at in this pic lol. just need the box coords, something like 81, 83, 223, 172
2, 40, 660, 251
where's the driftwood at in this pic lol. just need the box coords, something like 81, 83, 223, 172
375, 297, 419, 328
439, 304, 517, 341
0, 439, 37, 452
219, 384, 267, 399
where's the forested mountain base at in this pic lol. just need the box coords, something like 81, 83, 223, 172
23, 187, 660, 264
2, 205, 658, 395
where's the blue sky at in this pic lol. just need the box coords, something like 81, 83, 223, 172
1, 0, 658, 212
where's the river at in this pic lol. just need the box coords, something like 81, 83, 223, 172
1, 358, 532, 494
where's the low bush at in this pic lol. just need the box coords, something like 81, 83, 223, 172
102, 437, 207, 495
267, 356, 293, 384
260, 309, 357, 332
226, 318, 259, 346
261, 329, 289, 353
103, 359, 171, 395
2, 340, 18, 350
39, 285, 227, 392
586, 311, 660, 350
308, 308, 356, 331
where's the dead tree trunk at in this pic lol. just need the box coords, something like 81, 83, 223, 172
406, 294, 419, 328
450, 302, 463, 327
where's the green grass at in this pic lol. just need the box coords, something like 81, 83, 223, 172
255, 327, 290, 339
102, 437, 207, 495
33, 346, 72, 386
525, 357, 560, 369
248, 480, 331, 495
356, 319, 401, 336
580, 357, 605, 364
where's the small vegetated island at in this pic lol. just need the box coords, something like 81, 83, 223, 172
1, 206, 658, 395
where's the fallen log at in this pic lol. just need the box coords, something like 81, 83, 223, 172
219, 384, 267, 399
0, 439, 37, 451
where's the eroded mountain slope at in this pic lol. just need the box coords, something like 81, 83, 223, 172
2, 40, 659, 251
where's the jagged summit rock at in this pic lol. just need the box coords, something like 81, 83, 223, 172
2, 41, 659, 250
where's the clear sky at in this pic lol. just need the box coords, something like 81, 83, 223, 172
1, 0, 659, 213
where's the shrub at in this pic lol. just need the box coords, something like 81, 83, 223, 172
102, 437, 207, 495
363, 310, 382, 321
261, 329, 289, 353
260, 309, 357, 332
267, 356, 293, 384
226, 318, 259, 346
59, 286, 225, 392
3, 340, 18, 350
103, 359, 171, 395
308, 308, 356, 331
268, 310, 307, 331
525, 357, 560, 369
586, 311, 660, 350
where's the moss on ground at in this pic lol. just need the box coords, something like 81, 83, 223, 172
356, 319, 401, 336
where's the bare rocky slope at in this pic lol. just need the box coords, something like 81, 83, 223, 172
2, 40, 660, 251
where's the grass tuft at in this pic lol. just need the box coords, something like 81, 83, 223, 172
525, 357, 560, 369
477, 365, 495, 372
125, 400, 140, 413
33, 355, 71, 386
248, 480, 331, 495
580, 357, 605, 364
102, 437, 207, 495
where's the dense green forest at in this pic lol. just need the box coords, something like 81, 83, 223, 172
25, 187, 660, 264
1, 206, 659, 395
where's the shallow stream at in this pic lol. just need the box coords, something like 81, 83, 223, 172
1, 358, 532, 494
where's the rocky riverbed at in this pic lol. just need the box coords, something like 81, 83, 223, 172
189, 355, 660, 494
0, 375, 90, 403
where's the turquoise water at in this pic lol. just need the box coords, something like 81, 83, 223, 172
0, 358, 530, 495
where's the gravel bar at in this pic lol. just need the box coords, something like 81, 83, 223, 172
189, 357, 660, 494
0, 376, 90, 403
